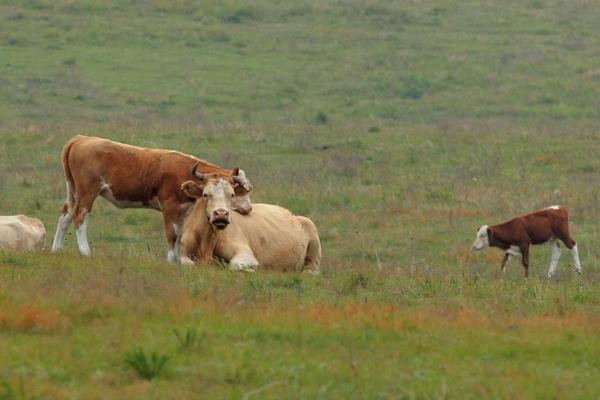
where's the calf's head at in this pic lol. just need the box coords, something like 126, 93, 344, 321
472, 225, 490, 250
182, 173, 236, 230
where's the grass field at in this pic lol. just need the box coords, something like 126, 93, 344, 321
2, 0, 600, 398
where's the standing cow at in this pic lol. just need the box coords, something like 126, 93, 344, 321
472, 206, 582, 277
51, 135, 252, 262
0, 215, 46, 251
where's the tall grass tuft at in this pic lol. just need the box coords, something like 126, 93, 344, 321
174, 327, 205, 350
124, 347, 170, 380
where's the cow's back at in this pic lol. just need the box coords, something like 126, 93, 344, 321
216, 204, 310, 270
66, 135, 203, 205
0, 215, 45, 251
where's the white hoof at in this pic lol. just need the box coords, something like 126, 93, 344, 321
180, 256, 196, 266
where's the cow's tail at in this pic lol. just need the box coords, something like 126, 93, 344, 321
59, 135, 80, 214
299, 217, 322, 274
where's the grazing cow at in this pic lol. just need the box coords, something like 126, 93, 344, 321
0, 215, 46, 251
178, 173, 321, 273
51, 135, 252, 262
472, 206, 582, 277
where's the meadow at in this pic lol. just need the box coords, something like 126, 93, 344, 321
2, 0, 600, 398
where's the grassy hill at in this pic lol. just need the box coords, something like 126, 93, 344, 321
2, 1, 600, 398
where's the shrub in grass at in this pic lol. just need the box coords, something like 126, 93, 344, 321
124, 347, 170, 380
174, 327, 205, 350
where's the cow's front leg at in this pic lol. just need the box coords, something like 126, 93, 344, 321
229, 250, 259, 272
163, 214, 179, 264
520, 244, 530, 277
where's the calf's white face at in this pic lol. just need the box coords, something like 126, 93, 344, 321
473, 225, 490, 250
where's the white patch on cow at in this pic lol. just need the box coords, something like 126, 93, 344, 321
51, 210, 72, 252
547, 239, 561, 277
571, 244, 582, 274
507, 245, 521, 257
501, 254, 512, 273
167, 250, 177, 264
75, 213, 91, 256
547, 205, 560, 210
472, 225, 489, 250
180, 256, 196, 265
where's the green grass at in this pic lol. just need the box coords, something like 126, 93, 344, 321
2, 0, 600, 398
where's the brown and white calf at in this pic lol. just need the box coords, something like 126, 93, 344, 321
51, 135, 252, 262
472, 206, 582, 277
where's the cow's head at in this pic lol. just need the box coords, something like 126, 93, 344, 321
472, 225, 490, 250
192, 163, 253, 214
182, 173, 236, 230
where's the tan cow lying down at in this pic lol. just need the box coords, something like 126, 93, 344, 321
0, 215, 46, 251
179, 172, 321, 273
51, 135, 252, 263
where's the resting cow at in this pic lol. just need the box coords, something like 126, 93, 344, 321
51, 135, 252, 262
472, 206, 582, 277
179, 172, 321, 273
0, 215, 46, 251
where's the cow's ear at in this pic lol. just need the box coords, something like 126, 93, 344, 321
181, 180, 204, 198
487, 227, 493, 240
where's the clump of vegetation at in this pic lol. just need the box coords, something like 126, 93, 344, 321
124, 347, 170, 380
174, 327, 205, 350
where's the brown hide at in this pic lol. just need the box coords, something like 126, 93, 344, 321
55, 135, 249, 258
489, 207, 574, 249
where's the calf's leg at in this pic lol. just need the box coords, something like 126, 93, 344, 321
547, 239, 561, 278
520, 245, 530, 277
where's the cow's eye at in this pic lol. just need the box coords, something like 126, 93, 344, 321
202, 193, 208, 198
230, 193, 234, 198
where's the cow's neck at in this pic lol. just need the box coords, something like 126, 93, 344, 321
195, 200, 222, 264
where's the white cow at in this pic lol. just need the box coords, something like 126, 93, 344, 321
0, 215, 46, 251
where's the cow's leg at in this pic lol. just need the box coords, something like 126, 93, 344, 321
51, 204, 73, 252
500, 253, 511, 273
72, 192, 97, 257
556, 225, 582, 275
230, 250, 259, 272
520, 244, 530, 277
547, 239, 561, 278
570, 243, 582, 275
162, 210, 182, 264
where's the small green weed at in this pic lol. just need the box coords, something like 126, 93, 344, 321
174, 327, 205, 350
124, 347, 170, 380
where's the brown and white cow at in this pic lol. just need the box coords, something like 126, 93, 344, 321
178, 173, 321, 273
51, 135, 252, 262
472, 206, 582, 277
0, 215, 46, 251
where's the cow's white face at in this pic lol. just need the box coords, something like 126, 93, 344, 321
201, 178, 235, 229
182, 177, 234, 230
473, 225, 490, 250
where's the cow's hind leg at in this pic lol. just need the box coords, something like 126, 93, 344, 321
547, 239, 561, 278
556, 226, 582, 275
52, 203, 73, 252
72, 191, 97, 257
299, 217, 321, 275
52, 180, 76, 252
